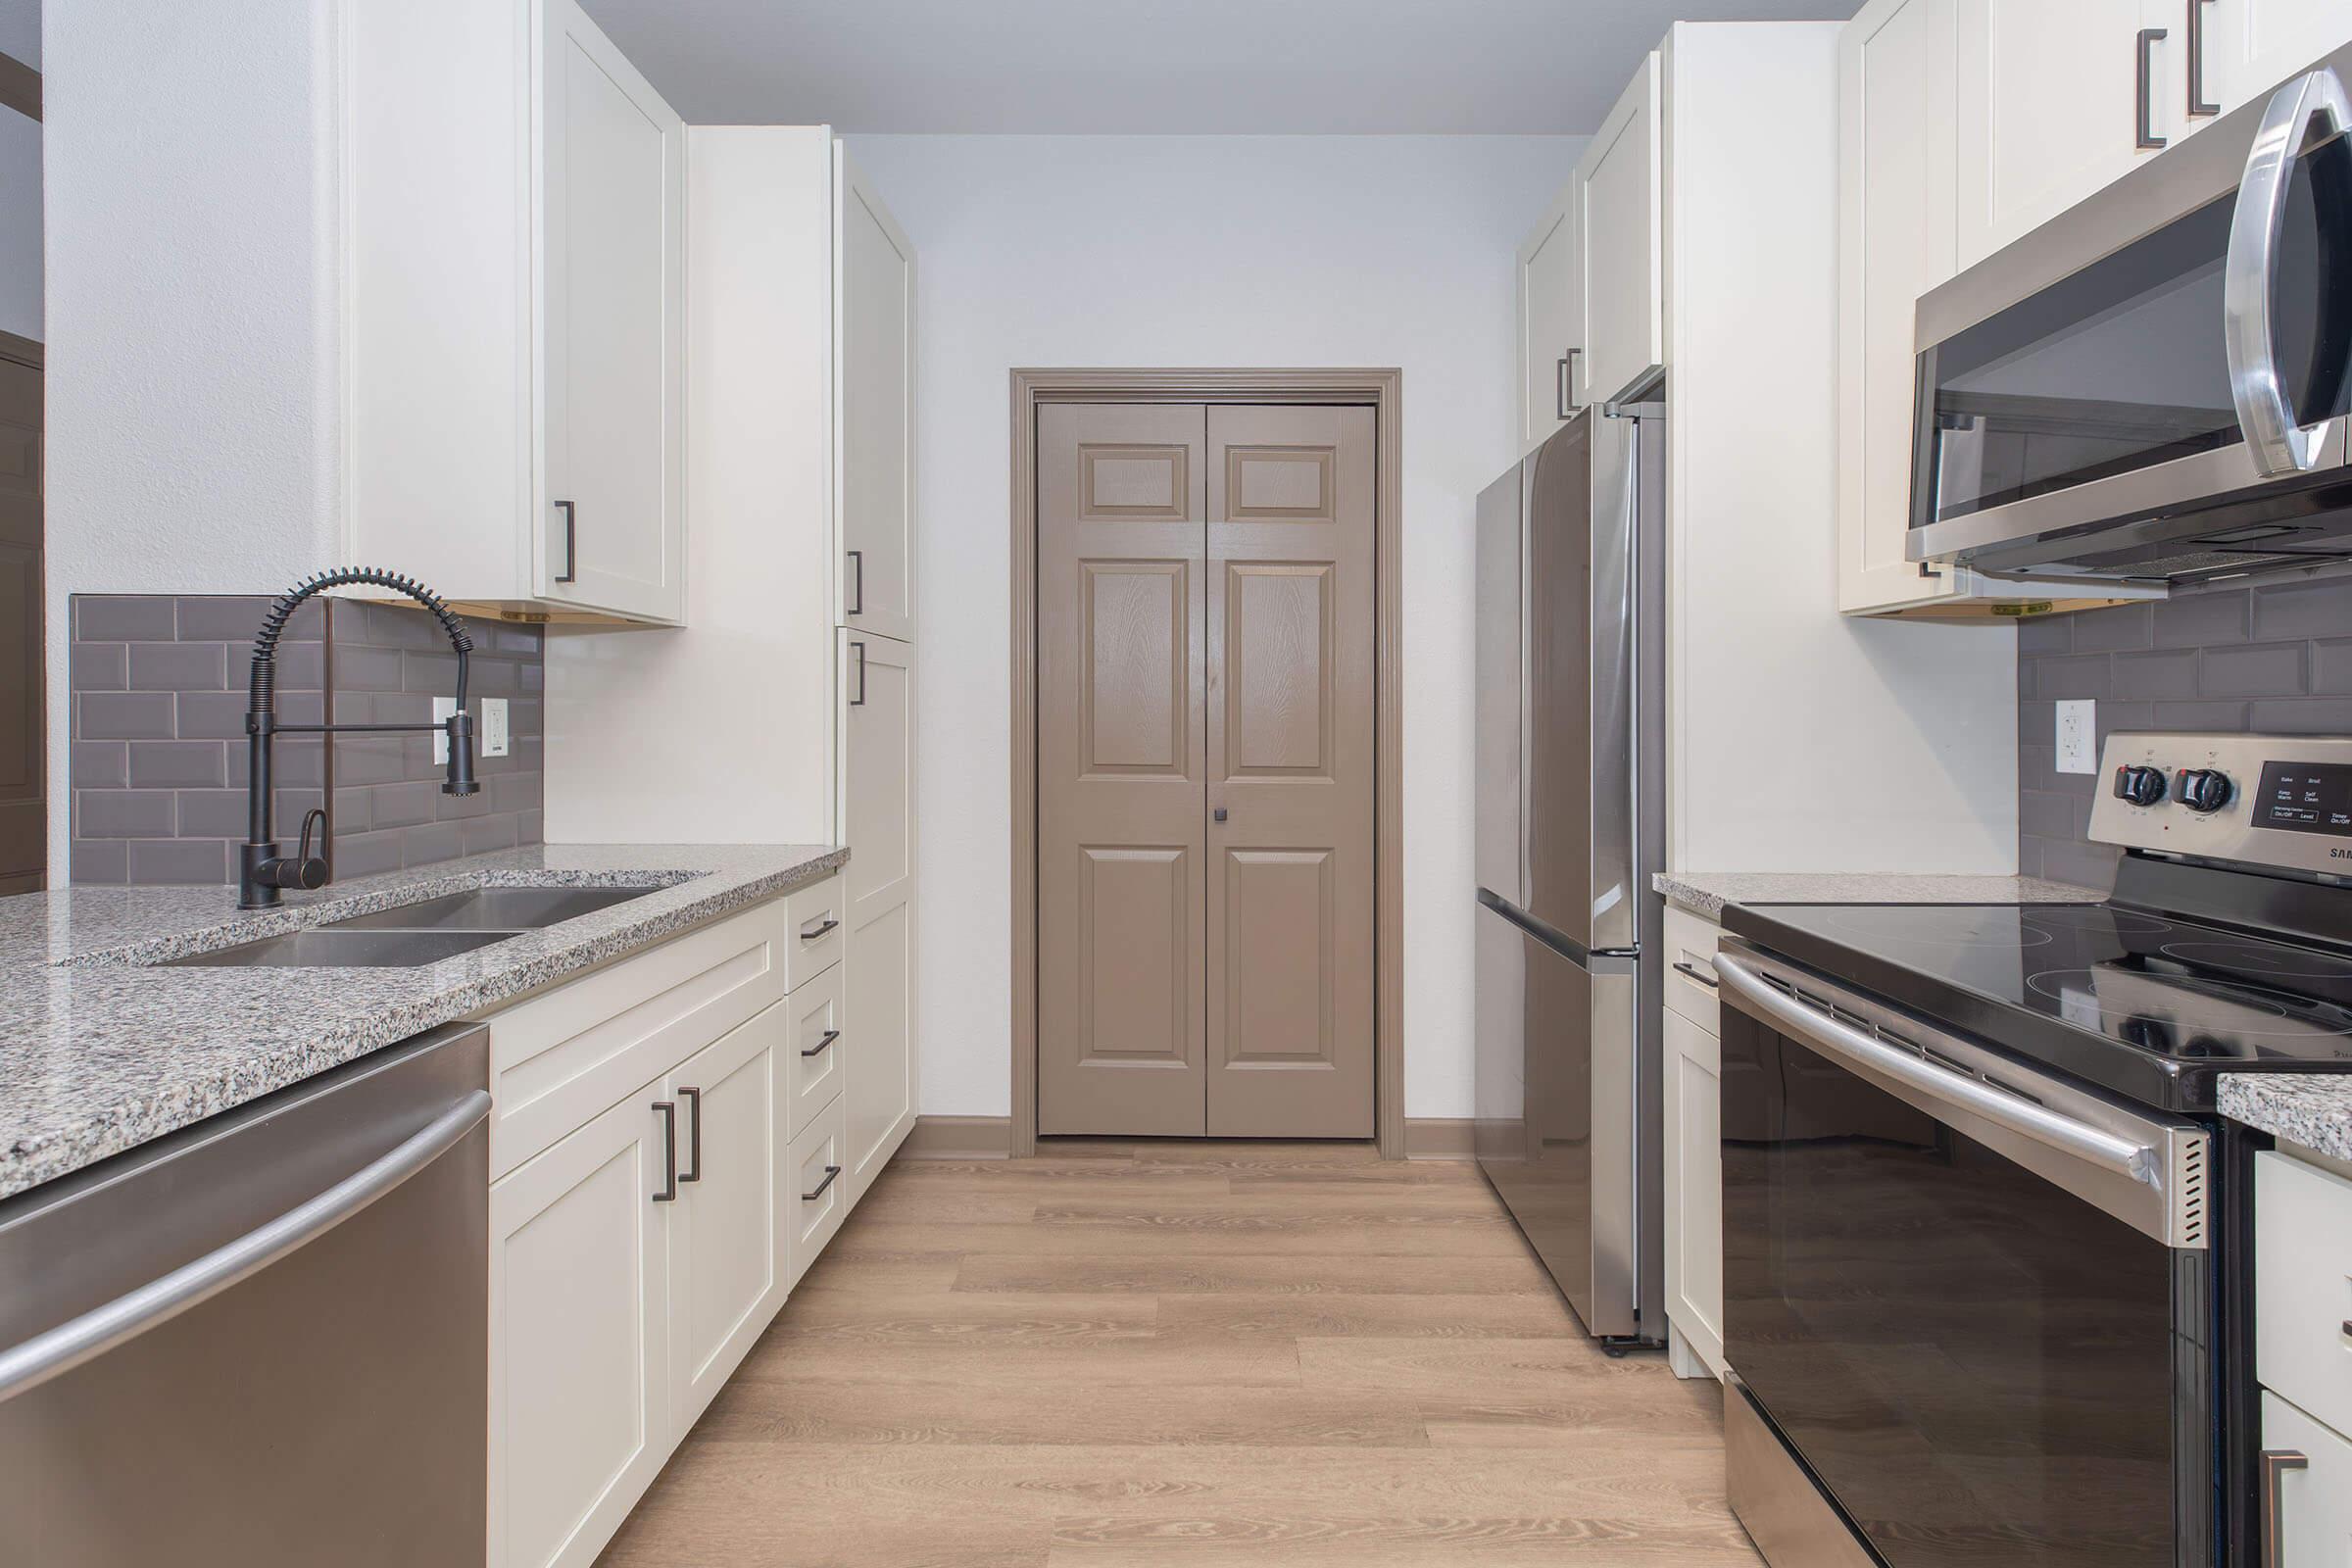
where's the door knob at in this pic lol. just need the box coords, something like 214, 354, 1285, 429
1213, 808, 1228, 823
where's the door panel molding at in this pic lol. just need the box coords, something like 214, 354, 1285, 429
1009, 368, 1402, 1158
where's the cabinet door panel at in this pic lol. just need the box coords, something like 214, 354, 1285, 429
836, 145, 916, 642
489, 1087, 670, 1568
840, 630, 915, 927
1953, 0, 2175, 270
2194, 0, 2352, 129
1662, 1007, 1726, 1380
1577, 52, 1664, 406
1518, 189, 1583, 453
2258, 1393, 2352, 1567
786, 961, 847, 1139
667, 1005, 784, 1430
844, 895, 915, 1199
541, 0, 684, 622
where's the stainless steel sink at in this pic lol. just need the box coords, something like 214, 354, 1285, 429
163, 929, 515, 968
321, 886, 655, 933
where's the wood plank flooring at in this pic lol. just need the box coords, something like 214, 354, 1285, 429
597, 1141, 1763, 1568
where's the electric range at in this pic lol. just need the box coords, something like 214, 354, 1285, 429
1714, 731, 2352, 1568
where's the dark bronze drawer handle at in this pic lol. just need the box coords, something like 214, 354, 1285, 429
803, 1165, 842, 1202
803, 1028, 842, 1059
1673, 959, 1720, 990
652, 1101, 678, 1203
801, 917, 840, 942
677, 1087, 703, 1184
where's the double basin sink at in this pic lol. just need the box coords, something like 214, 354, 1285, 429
166, 886, 657, 968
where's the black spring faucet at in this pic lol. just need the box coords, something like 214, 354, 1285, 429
240, 568, 479, 909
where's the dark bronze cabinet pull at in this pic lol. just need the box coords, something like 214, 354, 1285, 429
803, 1164, 842, 1202
1673, 959, 1719, 991
2136, 27, 2169, 149
677, 1087, 703, 1184
2260, 1448, 2306, 1568
803, 1028, 842, 1059
1555, 351, 1581, 420
554, 500, 576, 584
850, 641, 867, 707
801, 916, 840, 941
846, 549, 864, 615
2186, 0, 2218, 117
652, 1101, 678, 1202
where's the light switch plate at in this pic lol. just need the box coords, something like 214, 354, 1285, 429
2056, 699, 2096, 774
432, 697, 457, 765
481, 698, 510, 759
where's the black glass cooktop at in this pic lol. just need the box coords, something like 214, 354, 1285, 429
1723, 901, 2352, 1110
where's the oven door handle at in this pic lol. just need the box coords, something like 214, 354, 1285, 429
0, 1089, 493, 1405
1714, 955, 2160, 1187
2225, 65, 2352, 477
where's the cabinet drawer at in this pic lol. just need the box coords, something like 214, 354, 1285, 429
2259, 1391, 2352, 1568
784, 961, 846, 1139
786, 1095, 849, 1290
1663, 904, 1723, 1034
786, 874, 845, 987
488, 901, 791, 1179
2258, 1151, 2352, 1440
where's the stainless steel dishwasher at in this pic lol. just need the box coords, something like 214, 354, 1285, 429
0, 1022, 491, 1566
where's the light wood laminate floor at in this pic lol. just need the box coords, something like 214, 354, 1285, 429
598, 1142, 1764, 1567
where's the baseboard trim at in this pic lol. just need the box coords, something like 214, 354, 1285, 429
1402, 1117, 1476, 1159
902, 1114, 1475, 1160
900, 1115, 1013, 1159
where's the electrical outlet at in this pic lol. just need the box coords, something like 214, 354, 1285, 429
432, 697, 457, 765
481, 698, 510, 759
2056, 699, 2097, 774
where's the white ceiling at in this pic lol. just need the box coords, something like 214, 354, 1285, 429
578, 0, 1860, 134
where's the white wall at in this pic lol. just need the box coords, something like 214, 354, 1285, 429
847, 133, 1584, 1121
41, 0, 345, 875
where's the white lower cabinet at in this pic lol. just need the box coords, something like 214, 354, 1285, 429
845, 896, 915, 1200
489, 1087, 672, 1568
2259, 1393, 2352, 1567
666, 1005, 786, 1431
788, 1094, 851, 1288
488, 883, 879, 1568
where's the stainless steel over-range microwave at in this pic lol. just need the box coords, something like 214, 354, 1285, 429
1908, 50, 2352, 585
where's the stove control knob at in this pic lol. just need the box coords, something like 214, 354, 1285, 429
2174, 768, 2234, 814
2113, 764, 2168, 808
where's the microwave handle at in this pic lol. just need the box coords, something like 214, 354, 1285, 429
2224, 66, 2352, 478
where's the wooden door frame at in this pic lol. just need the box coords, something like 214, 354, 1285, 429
1008, 368, 1404, 1159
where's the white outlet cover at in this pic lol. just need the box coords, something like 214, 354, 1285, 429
481, 698, 511, 759
432, 696, 457, 765
2056, 699, 2097, 775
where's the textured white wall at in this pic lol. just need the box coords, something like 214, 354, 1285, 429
41, 0, 345, 876
847, 133, 1586, 1121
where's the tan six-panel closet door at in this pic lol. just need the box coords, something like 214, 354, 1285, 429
1037, 403, 1374, 1139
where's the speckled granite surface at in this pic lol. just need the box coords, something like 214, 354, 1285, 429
1652, 870, 2104, 922
2218, 1075, 2352, 1162
0, 843, 845, 1200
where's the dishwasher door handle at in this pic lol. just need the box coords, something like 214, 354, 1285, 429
0, 1089, 492, 1405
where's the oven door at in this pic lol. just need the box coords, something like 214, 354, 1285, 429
1714, 945, 2213, 1568
1909, 64, 2352, 582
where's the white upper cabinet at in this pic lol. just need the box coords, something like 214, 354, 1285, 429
2185, 0, 2352, 134
836, 148, 917, 643
1515, 186, 1584, 454
1838, 0, 2167, 615
1950, 0, 2179, 271
542, 0, 687, 622
1577, 52, 1666, 407
346, 0, 685, 625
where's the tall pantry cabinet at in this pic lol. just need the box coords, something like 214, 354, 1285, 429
546, 125, 919, 1208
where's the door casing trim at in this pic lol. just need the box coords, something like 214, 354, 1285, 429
1008, 368, 1404, 1158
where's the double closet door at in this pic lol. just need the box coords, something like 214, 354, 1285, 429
1037, 403, 1376, 1140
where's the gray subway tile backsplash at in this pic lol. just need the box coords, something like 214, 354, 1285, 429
69, 595, 545, 885
2018, 575, 2352, 885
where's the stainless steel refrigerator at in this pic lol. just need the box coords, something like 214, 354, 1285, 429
1472, 401, 1665, 1346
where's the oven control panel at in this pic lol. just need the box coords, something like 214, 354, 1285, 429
2091, 732, 2352, 874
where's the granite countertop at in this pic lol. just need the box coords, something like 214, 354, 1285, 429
1653, 870, 2104, 922
2218, 1076, 2352, 1163
0, 843, 847, 1200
